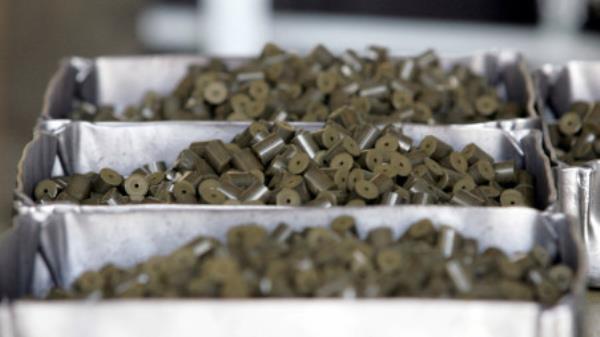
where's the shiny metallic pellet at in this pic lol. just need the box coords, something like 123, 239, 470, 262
438, 226, 458, 258
292, 131, 320, 159
304, 166, 336, 195
446, 260, 472, 294
252, 133, 286, 165
450, 189, 485, 206
380, 191, 405, 206
240, 181, 270, 202
353, 124, 381, 150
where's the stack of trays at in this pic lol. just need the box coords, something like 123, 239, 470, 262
0, 46, 592, 337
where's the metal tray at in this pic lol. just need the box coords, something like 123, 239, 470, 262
14, 121, 555, 213
535, 61, 600, 286
0, 206, 587, 337
39, 51, 536, 124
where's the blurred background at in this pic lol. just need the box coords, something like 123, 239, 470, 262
0, 0, 600, 232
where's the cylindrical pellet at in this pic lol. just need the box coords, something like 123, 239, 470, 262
276, 188, 302, 206
494, 161, 518, 185
288, 152, 311, 174
468, 160, 495, 184
172, 181, 197, 203
358, 149, 384, 171
354, 180, 380, 200
231, 149, 263, 171
389, 152, 412, 177
462, 143, 494, 165
93, 168, 124, 194
252, 133, 286, 165
450, 190, 485, 206
440, 152, 468, 173
558, 112, 582, 135
65, 174, 92, 201
34, 179, 62, 200
419, 136, 452, 160
353, 124, 381, 150
123, 174, 149, 201
304, 166, 336, 195
292, 131, 320, 159
241, 181, 270, 202
204, 140, 232, 173
198, 179, 227, 204
500, 189, 526, 207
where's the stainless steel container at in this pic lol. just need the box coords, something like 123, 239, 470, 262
39, 51, 536, 124
536, 61, 600, 286
15, 122, 555, 214
0, 206, 586, 337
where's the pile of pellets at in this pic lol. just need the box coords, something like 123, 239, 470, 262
46, 217, 573, 304
34, 122, 535, 207
548, 101, 600, 165
72, 44, 526, 124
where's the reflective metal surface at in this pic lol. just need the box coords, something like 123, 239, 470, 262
536, 61, 600, 286
0, 206, 586, 337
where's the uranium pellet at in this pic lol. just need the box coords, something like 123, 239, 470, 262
419, 136, 452, 160
65, 174, 92, 201
35, 179, 62, 200
304, 166, 336, 195
276, 188, 302, 206
204, 140, 232, 173
462, 143, 494, 165
252, 133, 286, 165
241, 181, 270, 202
494, 161, 518, 185
292, 131, 320, 159
124, 174, 149, 200
353, 124, 381, 150
500, 189, 527, 207
93, 168, 124, 194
